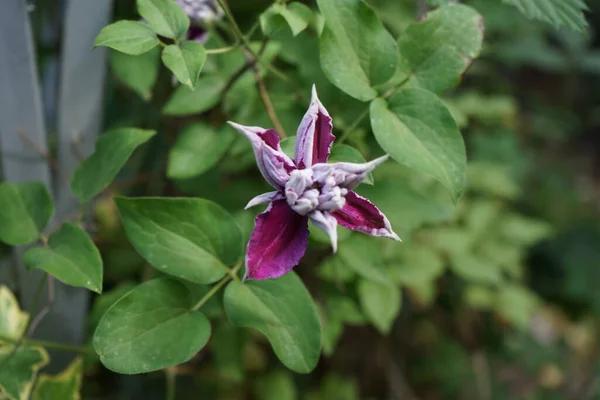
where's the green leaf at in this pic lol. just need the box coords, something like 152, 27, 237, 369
254, 371, 297, 400
357, 279, 400, 334
325, 296, 366, 325
497, 213, 554, 246
71, 128, 156, 203
167, 123, 235, 179
396, 4, 484, 94
464, 285, 495, 310
94, 21, 159, 55
93, 278, 211, 374
0, 346, 49, 400
115, 197, 241, 284
386, 246, 445, 287
370, 89, 466, 202
32, 357, 83, 400
224, 272, 322, 373
317, 0, 397, 101
467, 162, 521, 200
23, 223, 103, 293
502, 0, 588, 32
0, 286, 29, 340
162, 41, 206, 89
261, 2, 313, 37
329, 145, 373, 185
0, 182, 54, 245
110, 47, 160, 101
495, 284, 540, 328
136, 0, 190, 40
338, 235, 389, 284
163, 76, 226, 115
448, 253, 502, 285
88, 283, 137, 331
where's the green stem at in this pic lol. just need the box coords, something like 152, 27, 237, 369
165, 368, 176, 400
190, 262, 243, 312
338, 106, 370, 144
205, 45, 239, 54
215, 0, 292, 83
0, 334, 95, 355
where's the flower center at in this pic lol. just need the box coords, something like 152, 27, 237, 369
284, 169, 347, 215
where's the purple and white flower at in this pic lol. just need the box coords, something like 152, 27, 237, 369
228, 86, 400, 281
175, 0, 223, 43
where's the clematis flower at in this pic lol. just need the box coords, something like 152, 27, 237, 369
228, 86, 400, 280
176, 0, 224, 43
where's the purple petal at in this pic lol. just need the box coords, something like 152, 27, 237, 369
332, 191, 400, 241
309, 210, 338, 252
245, 199, 309, 280
245, 191, 283, 209
294, 85, 335, 169
228, 122, 295, 189
187, 25, 208, 43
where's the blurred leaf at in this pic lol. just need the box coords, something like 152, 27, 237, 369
370, 89, 466, 202
357, 279, 401, 334
496, 284, 541, 328
325, 295, 366, 325
24, 223, 103, 293
224, 272, 322, 373
0, 182, 54, 246
254, 371, 297, 400
0, 346, 49, 400
338, 235, 389, 284
71, 128, 156, 203
317, 256, 356, 283
427, 227, 473, 256
261, 2, 313, 37
163, 76, 225, 115
136, 0, 189, 40
451, 91, 517, 124
464, 199, 501, 235
211, 322, 246, 382
467, 162, 521, 200
396, 4, 484, 93
167, 123, 235, 179
93, 278, 211, 373
162, 41, 206, 89
387, 246, 445, 287
464, 285, 495, 310
449, 253, 503, 284
110, 48, 160, 101
94, 21, 159, 55
307, 373, 359, 400
502, 0, 588, 32
0, 285, 28, 340
498, 213, 554, 246
115, 197, 241, 284
317, 0, 397, 100
32, 357, 83, 400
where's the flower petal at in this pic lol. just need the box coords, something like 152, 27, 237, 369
187, 25, 208, 43
332, 191, 400, 241
309, 210, 338, 252
295, 85, 335, 169
245, 199, 309, 280
312, 155, 389, 191
245, 191, 283, 209
228, 122, 295, 189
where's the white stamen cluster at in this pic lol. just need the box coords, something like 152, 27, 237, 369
285, 168, 347, 216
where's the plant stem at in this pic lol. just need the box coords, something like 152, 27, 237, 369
338, 106, 370, 144
165, 367, 176, 400
0, 334, 95, 355
205, 45, 239, 55
190, 262, 243, 312
215, 0, 291, 83
251, 55, 288, 137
